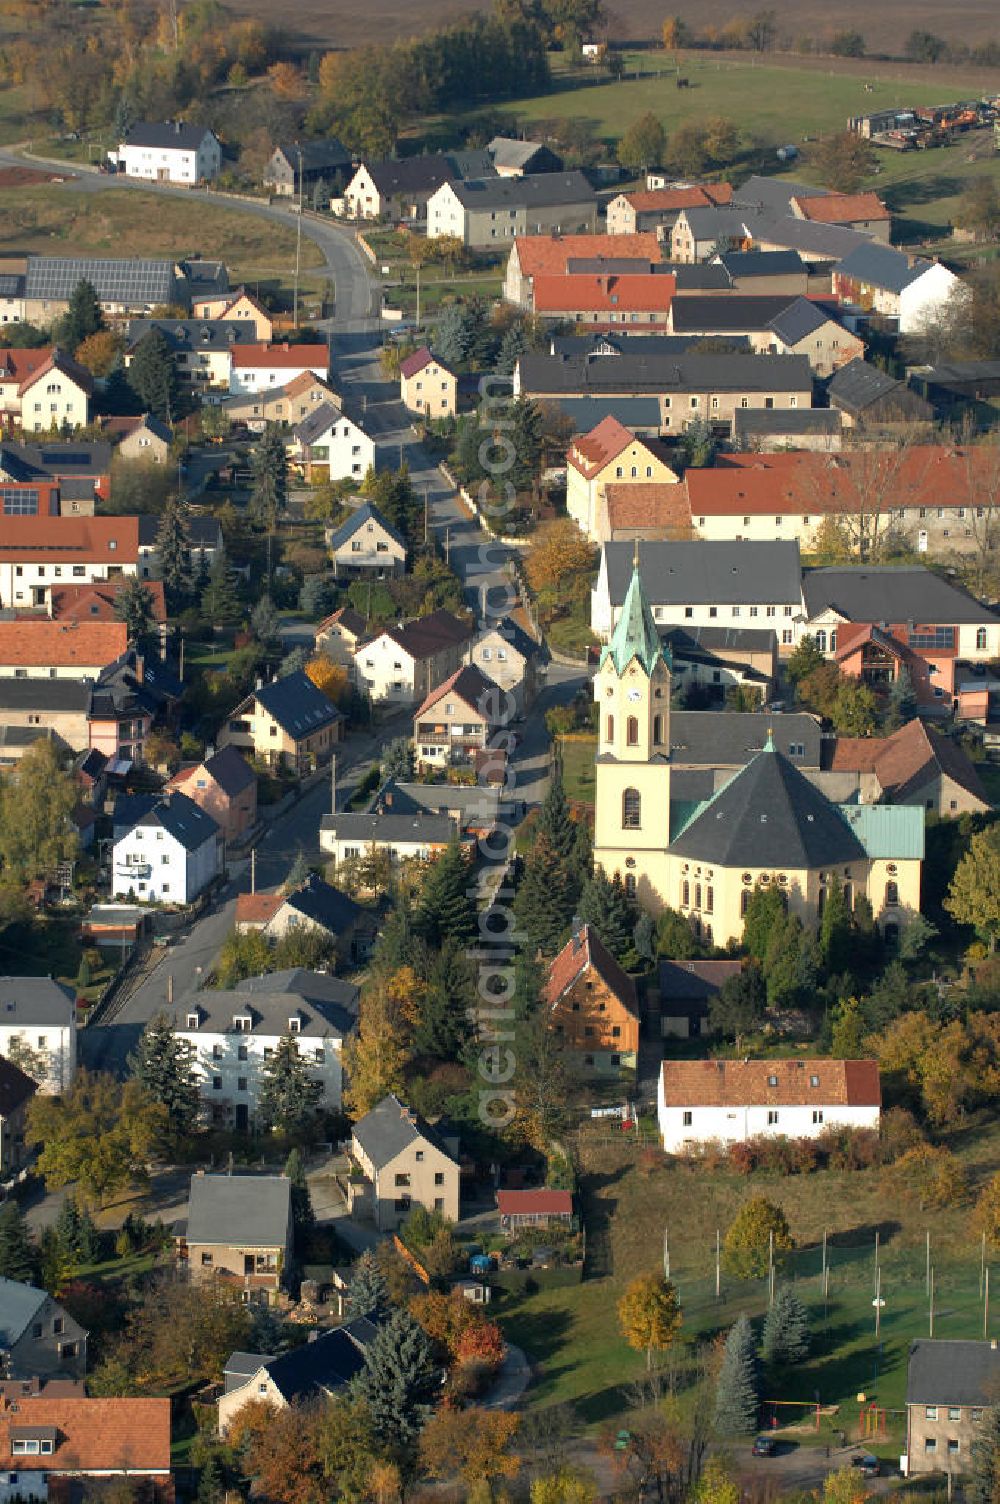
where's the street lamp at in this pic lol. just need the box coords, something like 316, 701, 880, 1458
292, 144, 303, 330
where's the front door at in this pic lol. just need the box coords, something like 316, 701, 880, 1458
244, 1254, 254, 1275
235, 1103, 249, 1132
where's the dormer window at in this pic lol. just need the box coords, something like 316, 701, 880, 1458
289, 1016, 301, 1034
186, 1013, 199, 1030
810, 1075, 820, 1087
234, 1015, 251, 1033
767, 1074, 778, 1087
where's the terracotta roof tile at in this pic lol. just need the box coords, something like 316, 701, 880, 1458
532, 272, 675, 315
19, 349, 93, 397
793, 192, 890, 224
515, 233, 662, 278
545, 923, 638, 1013
50, 579, 167, 625
399, 346, 434, 380
0, 347, 53, 385
604, 482, 692, 533
0, 1395, 171, 1473
833, 718, 988, 804
0, 516, 139, 564
660, 1057, 881, 1107
231, 343, 328, 369
567, 415, 637, 476
497, 1188, 573, 1216
621, 183, 733, 213
0, 619, 127, 667
235, 892, 283, 926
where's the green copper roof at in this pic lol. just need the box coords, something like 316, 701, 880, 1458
601, 563, 670, 677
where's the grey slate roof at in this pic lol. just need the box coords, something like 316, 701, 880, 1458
250, 1319, 377, 1401
827, 358, 904, 411
0, 441, 112, 482
718, 249, 807, 278
603, 539, 802, 607
670, 745, 867, 866
0, 679, 89, 713
446, 170, 596, 210
200, 745, 256, 798
129, 791, 219, 852
673, 264, 734, 291
768, 296, 832, 345
519, 351, 812, 396
488, 137, 559, 171
176, 967, 358, 1037
224, 1351, 271, 1392
284, 874, 364, 935
733, 407, 842, 436
294, 399, 348, 448
835, 243, 927, 293
745, 213, 872, 259
353, 1093, 458, 1170
126, 318, 255, 353
733, 175, 828, 214
662, 623, 777, 655
0, 1278, 47, 1346
670, 710, 821, 768
802, 566, 1000, 627
186, 1173, 291, 1248
273, 139, 351, 175
363, 152, 492, 197
326, 501, 405, 555
320, 810, 457, 845
125, 121, 214, 151
545, 396, 665, 431
251, 671, 342, 739
137, 514, 223, 549
670, 294, 801, 334
478, 614, 544, 663
0, 978, 75, 1027
25, 257, 177, 307
906, 1340, 1000, 1407
549, 333, 748, 358
374, 779, 502, 829
677, 205, 750, 240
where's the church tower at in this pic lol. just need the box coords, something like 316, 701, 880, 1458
592, 552, 672, 910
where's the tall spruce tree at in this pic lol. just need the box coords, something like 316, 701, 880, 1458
0, 1200, 35, 1283
761, 1285, 810, 1365
513, 831, 577, 955
128, 328, 179, 421
413, 937, 473, 1061
248, 424, 288, 532
346, 1248, 392, 1319
577, 865, 638, 964
714, 1314, 760, 1435
129, 1012, 201, 1142
155, 494, 190, 608
414, 836, 476, 947
819, 876, 853, 976
112, 577, 158, 644
355, 1307, 438, 1462
54, 1195, 82, 1264
62, 278, 104, 352
536, 769, 577, 860
200, 550, 242, 626
258, 1035, 323, 1135
284, 1147, 315, 1247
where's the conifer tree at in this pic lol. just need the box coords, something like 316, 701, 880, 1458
55, 1195, 82, 1263
761, 1285, 810, 1365
513, 831, 577, 955
536, 769, 577, 860
200, 550, 243, 626
742, 885, 788, 964
577, 866, 638, 963
258, 1036, 323, 1135
128, 328, 179, 421
196, 1452, 224, 1504
129, 1012, 201, 1142
714, 1314, 759, 1435
155, 494, 190, 608
355, 1307, 438, 1462
113, 577, 158, 644
62, 279, 104, 352
346, 1248, 392, 1319
413, 937, 473, 1060
248, 424, 288, 532
819, 876, 853, 975
414, 837, 476, 947
0, 1201, 35, 1283
284, 1147, 315, 1246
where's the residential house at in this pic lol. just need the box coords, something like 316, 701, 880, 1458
102, 413, 172, 464
125, 319, 254, 390
516, 352, 814, 438
661, 624, 778, 701
801, 565, 1000, 662
228, 343, 330, 396
48, 577, 167, 634
566, 416, 680, 540
733, 407, 843, 451
488, 137, 563, 177
234, 874, 375, 965
264, 139, 352, 198
138, 514, 222, 582
22, 256, 183, 325
671, 205, 871, 266
191, 288, 274, 341
470, 614, 544, 716
182, 1172, 292, 1300
355, 608, 474, 705
343, 150, 494, 221
912, 359, 1000, 414
291, 402, 375, 484
591, 538, 803, 643
325, 501, 406, 580
172, 968, 358, 1128
657, 1057, 881, 1151
530, 271, 676, 330
607, 183, 733, 238
832, 244, 963, 333
715, 249, 811, 295
0, 1393, 171, 1500
0, 516, 139, 610
220, 670, 343, 772
218, 1320, 376, 1434
370, 778, 503, 840
0, 440, 111, 512
664, 294, 862, 375
413, 663, 504, 769
165, 745, 257, 843
0, 1278, 87, 1379
113, 791, 222, 904
319, 809, 459, 870
545, 922, 640, 1075
349, 1094, 460, 1231
596, 483, 693, 544
223, 370, 337, 431
503, 232, 663, 308
0, 349, 92, 433
903, 1340, 1000, 1479
399, 348, 458, 419
658, 958, 743, 1039
0, 270, 25, 328
497, 1189, 573, 1228
670, 206, 753, 264
0, 348, 54, 425
827, 358, 935, 428
831, 718, 991, 816
0, 978, 76, 1094
115, 120, 221, 184
0, 658, 159, 761
0, 1057, 35, 1185
0, 621, 127, 679
427, 171, 598, 247
789, 190, 891, 239
314, 606, 367, 668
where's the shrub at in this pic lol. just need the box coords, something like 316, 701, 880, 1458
791, 1137, 819, 1174
728, 1140, 757, 1175
888, 1144, 968, 1209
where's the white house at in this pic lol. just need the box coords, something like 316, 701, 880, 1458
319, 810, 458, 869
291, 401, 375, 485
114, 121, 221, 185
170, 969, 358, 1131
833, 245, 964, 336
229, 344, 330, 396
112, 792, 222, 905
0, 977, 76, 1094
353, 609, 474, 704
657, 1058, 881, 1152
326, 501, 406, 579
0, 517, 140, 611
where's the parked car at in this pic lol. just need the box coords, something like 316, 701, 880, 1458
752, 1436, 776, 1457
851, 1454, 880, 1477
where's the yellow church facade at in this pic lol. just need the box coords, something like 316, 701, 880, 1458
592, 562, 924, 947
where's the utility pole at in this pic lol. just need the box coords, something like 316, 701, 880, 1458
178, 635, 185, 682
874, 1264, 881, 1338
250, 848, 256, 894
662, 1226, 670, 1281
930, 1267, 935, 1337
445, 525, 451, 565
293, 145, 303, 330
927, 1230, 931, 1295
821, 1227, 827, 1286
986, 1266, 991, 1340
715, 1229, 720, 1300
416, 261, 421, 328
424, 484, 429, 544
330, 753, 337, 814
983, 1232, 987, 1298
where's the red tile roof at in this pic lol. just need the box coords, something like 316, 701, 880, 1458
0, 346, 53, 385
497, 1188, 573, 1216
831, 717, 988, 804
567, 415, 639, 476
415, 662, 498, 720
0, 1395, 171, 1474
235, 892, 283, 926
399, 346, 434, 380
792, 192, 890, 224
231, 343, 329, 369
19, 349, 93, 397
603, 482, 692, 533
514, 232, 663, 277
532, 271, 675, 315
621, 183, 733, 213
284, 370, 335, 397
545, 923, 638, 1013
0, 619, 127, 668
0, 516, 139, 563
659, 1057, 881, 1107
50, 578, 167, 625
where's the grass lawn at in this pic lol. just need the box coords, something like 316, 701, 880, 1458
0, 184, 324, 288
558, 734, 597, 807
498, 1114, 1000, 1436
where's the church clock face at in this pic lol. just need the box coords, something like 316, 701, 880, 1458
627, 689, 641, 702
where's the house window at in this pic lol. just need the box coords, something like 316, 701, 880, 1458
416, 1151, 424, 1161
948, 1441, 960, 1456
622, 788, 641, 829
653, 714, 662, 745
625, 873, 636, 898
394, 1173, 410, 1187
626, 715, 639, 746
434, 1172, 444, 1186
53, 1318, 63, 1335
681, 881, 690, 907
925, 1439, 937, 1452
682, 1110, 693, 1127
925, 1407, 938, 1421
238, 1045, 248, 1061
812, 1110, 823, 1124
978, 627, 989, 650
767, 1110, 779, 1125
810, 1074, 819, 1087
948, 1408, 962, 1422
885, 881, 899, 908
237, 1078, 247, 1092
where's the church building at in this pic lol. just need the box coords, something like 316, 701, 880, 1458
592, 560, 924, 946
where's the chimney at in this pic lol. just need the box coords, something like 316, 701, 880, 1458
572, 915, 583, 950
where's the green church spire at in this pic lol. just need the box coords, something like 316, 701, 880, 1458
601, 544, 670, 677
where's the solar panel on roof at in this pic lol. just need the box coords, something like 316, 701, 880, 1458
25, 257, 175, 305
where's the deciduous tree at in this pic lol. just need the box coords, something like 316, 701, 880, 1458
947, 826, 1000, 950
617, 1272, 682, 1371
617, 111, 666, 173
722, 1196, 793, 1279
28, 1072, 167, 1206
0, 739, 78, 884
419, 1408, 521, 1495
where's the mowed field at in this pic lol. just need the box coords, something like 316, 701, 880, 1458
0, 184, 324, 285
231, 0, 1000, 54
